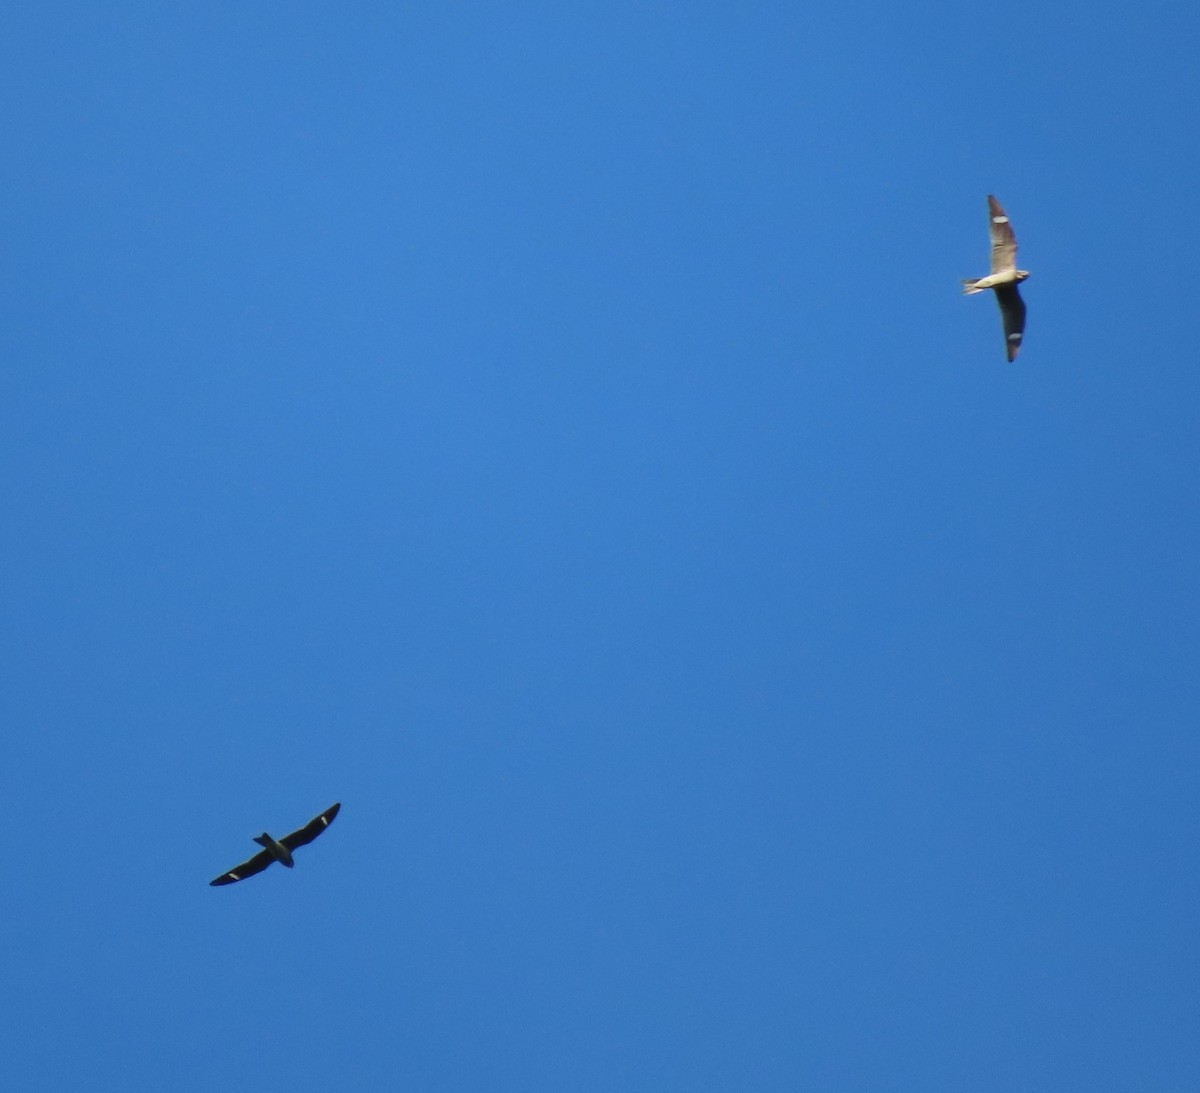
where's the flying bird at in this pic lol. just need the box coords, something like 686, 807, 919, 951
210, 802, 341, 886
962, 195, 1030, 361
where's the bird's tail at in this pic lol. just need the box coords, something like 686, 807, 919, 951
961, 278, 986, 295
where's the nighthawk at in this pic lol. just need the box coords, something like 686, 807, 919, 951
210, 802, 341, 886
962, 195, 1030, 362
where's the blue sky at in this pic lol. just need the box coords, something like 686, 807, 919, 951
3, 3, 1199, 1089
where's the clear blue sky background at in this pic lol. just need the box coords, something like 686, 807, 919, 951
3, 3, 1198, 1089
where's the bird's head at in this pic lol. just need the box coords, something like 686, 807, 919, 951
1015, 269, 1031, 282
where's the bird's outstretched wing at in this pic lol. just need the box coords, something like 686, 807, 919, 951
987, 195, 1019, 274
280, 802, 341, 852
210, 849, 274, 887
994, 283, 1026, 362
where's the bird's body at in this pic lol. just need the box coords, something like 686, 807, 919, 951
210, 802, 340, 886
963, 195, 1029, 361
253, 833, 295, 868
961, 269, 1024, 293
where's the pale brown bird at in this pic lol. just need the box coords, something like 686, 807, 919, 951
962, 195, 1030, 361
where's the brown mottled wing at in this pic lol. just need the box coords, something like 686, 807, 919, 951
987, 195, 1018, 274
280, 802, 341, 852
994, 284, 1026, 362
210, 848, 274, 886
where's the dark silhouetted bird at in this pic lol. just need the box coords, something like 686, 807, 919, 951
962, 195, 1030, 361
210, 803, 341, 886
